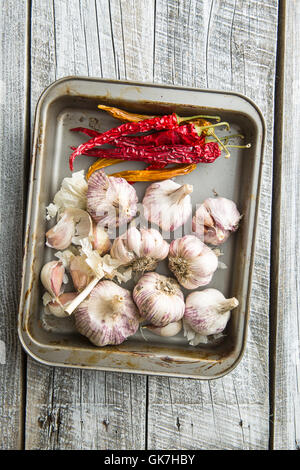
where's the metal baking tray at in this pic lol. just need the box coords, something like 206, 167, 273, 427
18, 77, 265, 379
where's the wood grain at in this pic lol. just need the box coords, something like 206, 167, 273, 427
271, 0, 300, 450
0, 1, 29, 450
25, 0, 149, 450
21, 0, 287, 450
148, 0, 278, 450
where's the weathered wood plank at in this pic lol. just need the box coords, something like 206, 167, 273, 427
148, 0, 278, 450
25, 0, 150, 450
272, 0, 300, 450
0, 1, 29, 450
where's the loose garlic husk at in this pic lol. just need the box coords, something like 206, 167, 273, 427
145, 320, 182, 337
142, 179, 193, 231
46, 170, 88, 220
168, 235, 218, 289
75, 280, 140, 346
183, 288, 239, 345
87, 170, 138, 228
192, 197, 241, 245
133, 272, 185, 327
40, 260, 65, 298
43, 292, 78, 318
110, 226, 169, 274
46, 208, 93, 250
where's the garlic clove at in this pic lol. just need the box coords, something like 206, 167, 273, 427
168, 235, 218, 290
40, 260, 65, 297
193, 197, 241, 245
46, 208, 93, 250
87, 170, 138, 228
75, 280, 140, 346
92, 223, 111, 254
142, 179, 193, 232
184, 288, 239, 338
45, 292, 78, 318
46, 211, 76, 250
133, 272, 185, 327
69, 255, 94, 292
145, 320, 182, 337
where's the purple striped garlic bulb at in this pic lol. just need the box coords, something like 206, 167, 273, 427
168, 235, 218, 290
184, 288, 239, 340
110, 226, 169, 273
75, 280, 140, 346
142, 179, 193, 231
133, 272, 185, 327
192, 197, 241, 245
87, 170, 138, 228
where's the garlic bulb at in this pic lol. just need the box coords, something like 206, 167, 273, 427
40, 260, 65, 298
87, 170, 138, 228
46, 170, 88, 219
133, 272, 185, 327
110, 226, 169, 273
75, 280, 140, 346
168, 235, 218, 289
46, 208, 93, 250
142, 179, 193, 231
192, 197, 241, 245
145, 320, 182, 337
184, 288, 239, 342
43, 292, 78, 318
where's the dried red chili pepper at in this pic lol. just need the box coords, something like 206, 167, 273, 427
69, 113, 220, 170
97, 104, 221, 124
80, 142, 221, 165
71, 124, 205, 146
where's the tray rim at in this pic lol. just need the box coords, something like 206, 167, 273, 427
18, 76, 266, 379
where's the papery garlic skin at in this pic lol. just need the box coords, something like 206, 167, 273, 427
168, 235, 218, 289
110, 227, 169, 273
184, 288, 239, 337
75, 280, 140, 346
46, 170, 88, 219
43, 292, 78, 317
133, 272, 185, 327
192, 197, 241, 245
145, 320, 182, 337
87, 170, 138, 228
40, 261, 65, 298
142, 179, 193, 231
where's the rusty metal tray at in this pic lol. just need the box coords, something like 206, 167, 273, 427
18, 77, 265, 379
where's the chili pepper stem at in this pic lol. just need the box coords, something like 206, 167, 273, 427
226, 143, 252, 149
177, 114, 221, 123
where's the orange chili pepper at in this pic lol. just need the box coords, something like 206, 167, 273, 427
86, 158, 123, 180
109, 164, 197, 182
97, 104, 155, 122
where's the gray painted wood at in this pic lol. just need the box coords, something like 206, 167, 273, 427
27, 0, 279, 450
25, 0, 149, 450
2, 0, 298, 450
0, 1, 29, 450
147, 0, 278, 450
272, 0, 300, 450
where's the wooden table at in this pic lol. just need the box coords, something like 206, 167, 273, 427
0, 0, 299, 450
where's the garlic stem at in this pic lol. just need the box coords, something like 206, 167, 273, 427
64, 276, 99, 315
171, 184, 193, 203
216, 297, 239, 314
